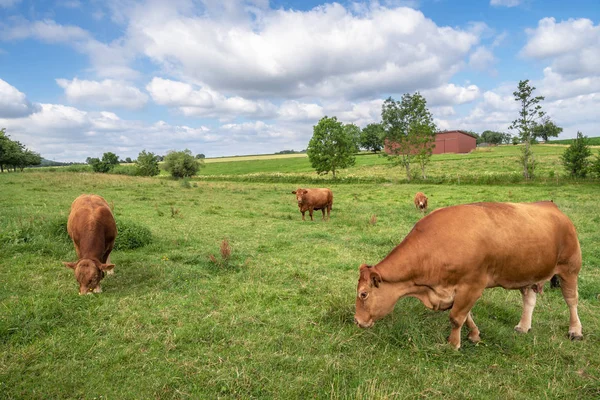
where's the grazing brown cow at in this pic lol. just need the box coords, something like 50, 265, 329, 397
63, 194, 117, 294
354, 201, 583, 349
292, 188, 333, 221
414, 192, 428, 213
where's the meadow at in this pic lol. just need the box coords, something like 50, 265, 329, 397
1, 148, 600, 399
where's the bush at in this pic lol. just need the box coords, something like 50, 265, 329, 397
135, 150, 160, 177
561, 132, 591, 178
88, 152, 120, 173
591, 152, 600, 178
163, 149, 202, 178
114, 219, 153, 250
111, 165, 138, 176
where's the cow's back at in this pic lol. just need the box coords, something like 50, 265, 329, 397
305, 188, 333, 208
393, 201, 579, 289
67, 195, 117, 256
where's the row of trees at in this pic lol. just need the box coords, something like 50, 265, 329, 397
0, 128, 42, 172
87, 149, 202, 178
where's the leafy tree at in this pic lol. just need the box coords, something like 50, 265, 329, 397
307, 116, 356, 179
382, 93, 436, 180
360, 123, 384, 153
480, 130, 511, 145
561, 132, 591, 178
532, 116, 563, 142
0, 129, 41, 172
343, 123, 361, 152
135, 150, 160, 177
17, 149, 42, 171
87, 152, 120, 173
163, 149, 202, 178
125, 157, 133, 163
196, 154, 206, 159
509, 79, 546, 180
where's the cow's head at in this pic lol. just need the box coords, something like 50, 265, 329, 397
354, 264, 396, 328
63, 259, 114, 295
291, 189, 308, 205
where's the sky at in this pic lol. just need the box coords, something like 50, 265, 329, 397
0, 0, 599, 162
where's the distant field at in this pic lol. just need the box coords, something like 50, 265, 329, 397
205, 153, 308, 163
1, 172, 599, 399
549, 136, 600, 145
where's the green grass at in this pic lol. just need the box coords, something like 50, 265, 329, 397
549, 136, 600, 145
1, 170, 600, 399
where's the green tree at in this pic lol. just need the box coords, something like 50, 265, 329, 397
591, 152, 600, 178
17, 149, 42, 171
196, 153, 206, 159
125, 157, 133, 163
87, 152, 120, 173
343, 123, 361, 152
561, 132, 591, 178
307, 116, 356, 179
360, 123, 384, 153
509, 79, 546, 180
163, 149, 202, 178
135, 150, 160, 177
480, 130, 508, 145
532, 116, 563, 142
382, 93, 436, 181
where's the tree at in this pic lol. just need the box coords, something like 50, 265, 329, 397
307, 116, 356, 179
87, 152, 120, 173
532, 116, 562, 142
343, 123, 362, 152
480, 130, 509, 145
163, 149, 202, 178
196, 153, 206, 159
17, 149, 42, 171
381, 93, 436, 181
125, 157, 133, 163
561, 132, 591, 178
360, 123, 384, 153
509, 79, 546, 180
135, 150, 160, 177
591, 152, 600, 178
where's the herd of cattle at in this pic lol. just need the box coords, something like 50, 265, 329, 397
63, 189, 583, 350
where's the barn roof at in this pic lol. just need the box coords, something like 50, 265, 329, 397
436, 130, 478, 139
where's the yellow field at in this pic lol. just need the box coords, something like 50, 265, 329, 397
204, 153, 308, 163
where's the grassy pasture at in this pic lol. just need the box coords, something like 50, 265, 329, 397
1, 166, 600, 398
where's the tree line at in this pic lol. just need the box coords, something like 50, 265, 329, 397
0, 128, 42, 172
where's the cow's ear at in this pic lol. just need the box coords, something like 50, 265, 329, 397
371, 271, 382, 288
99, 263, 115, 271
292, 191, 297, 194
63, 261, 77, 269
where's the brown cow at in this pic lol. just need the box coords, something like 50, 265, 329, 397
354, 201, 583, 349
414, 192, 428, 213
63, 194, 117, 294
292, 188, 333, 221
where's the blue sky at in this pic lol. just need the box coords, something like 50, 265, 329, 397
1, 0, 599, 161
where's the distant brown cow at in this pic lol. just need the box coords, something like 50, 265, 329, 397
292, 188, 333, 221
414, 192, 428, 213
354, 201, 583, 349
63, 194, 117, 294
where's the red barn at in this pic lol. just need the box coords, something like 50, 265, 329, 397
433, 130, 477, 154
384, 130, 477, 155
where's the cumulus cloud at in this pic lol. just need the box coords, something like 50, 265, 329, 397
56, 78, 148, 109
129, 3, 481, 99
0, 78, 41, 118
490, 0, 521, 7
469, 46, 496, 72
522, 18, 600, 78
421, 83, 481, 106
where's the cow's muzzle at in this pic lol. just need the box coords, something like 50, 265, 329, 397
354, 317, 374, 329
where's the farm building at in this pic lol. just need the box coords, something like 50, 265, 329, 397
384, 130, 477, 155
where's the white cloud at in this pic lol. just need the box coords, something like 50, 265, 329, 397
0, 78, 40, 118
0, 0, 21, 7
56, 78, 149, 110
490, 0, 521, 7
421, 83, 481, 106
146, 77, 278, 120
537, 67, 600, 101
129, 3, 481, 99
469, 46, 496, 72
522, 18, 600, 78
277, 101, 324, 122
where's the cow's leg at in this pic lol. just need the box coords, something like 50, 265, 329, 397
448, 286, 484, 350
558, 273, 583, 340
327, 205, 331, 220
301, 211, 306, 221
515, 287, 537, 333
103, 248, 115, 275
309, 208, 314, 221
465, 312, 480, 343
321, 208, 326, 220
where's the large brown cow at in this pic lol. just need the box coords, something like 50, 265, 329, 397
63, 194, 117, 294
414, 192, 428, 213
354, 201, 583, 349
292, 188, 333, 221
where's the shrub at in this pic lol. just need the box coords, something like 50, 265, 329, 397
561, 132, 591, 178
135, 150, 160, 177
88, 152, 120, 173
114, 219, 153, 250
163, 149, 202, 178
591, 152, 600, 178
111, 165, 138, 176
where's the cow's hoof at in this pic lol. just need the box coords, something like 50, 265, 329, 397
514, 325, 530, 334
568, 332, 583, 341
468, 332, 481, 343
446, 337, 461, 350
